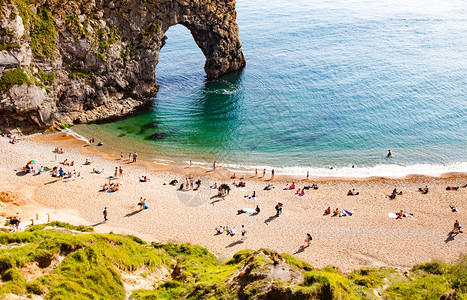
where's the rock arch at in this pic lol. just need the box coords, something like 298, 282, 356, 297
0, 0, 245, 132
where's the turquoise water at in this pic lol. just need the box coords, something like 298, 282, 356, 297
74, 0, 467, 177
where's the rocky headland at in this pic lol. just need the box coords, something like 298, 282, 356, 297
0, 0, 245, 133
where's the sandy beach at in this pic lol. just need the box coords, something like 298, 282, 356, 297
0, 133, 465, 273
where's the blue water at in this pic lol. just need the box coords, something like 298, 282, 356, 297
74, 0, 467, 177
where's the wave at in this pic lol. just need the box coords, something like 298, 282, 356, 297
190, 160, 467, 178
62, 128, 89, 144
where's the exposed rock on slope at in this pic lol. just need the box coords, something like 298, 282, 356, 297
0, 0, 246, 133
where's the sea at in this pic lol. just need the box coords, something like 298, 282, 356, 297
73, 0, 467, 177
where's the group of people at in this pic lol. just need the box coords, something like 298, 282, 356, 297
418, 186, 429, 194
101, 180, 121, 192
388, 188, 403, 199
323, 207, 353, 217
216, 226, 237, 236
138, 197, 149, 210
8, 216, 21, 232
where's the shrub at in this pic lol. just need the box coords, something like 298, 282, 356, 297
0, 68, 31, 92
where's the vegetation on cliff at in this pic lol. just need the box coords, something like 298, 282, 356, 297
0, 223, 465, 299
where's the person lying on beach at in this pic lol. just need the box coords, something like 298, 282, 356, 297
263, 184, 274, 190
395, 210, 414, 219
169, 179, 178, 186
446, 186, 459, 191
295, 189, 306, 196
244, 191, 257, 200
450, 205, 458, 212
92, 168, 104, 174
210, 183, 218, 189
236, 181, 246, 187
84, 159, 91, 165
311, 183, 318, 189
324, 207, 331, 215
332, 208, 339, 216
347, 189, 359, 196
418, 186, 429, 194
139, 176, 150, 182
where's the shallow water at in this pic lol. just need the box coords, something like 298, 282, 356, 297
74, 0, 467, 177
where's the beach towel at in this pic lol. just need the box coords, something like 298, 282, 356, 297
388, 212, 397, 219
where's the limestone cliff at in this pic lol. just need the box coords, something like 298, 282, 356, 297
0, 0, 245, 133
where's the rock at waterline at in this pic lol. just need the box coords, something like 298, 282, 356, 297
147, 133, 167, 140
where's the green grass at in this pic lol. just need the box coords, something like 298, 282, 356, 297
0, 42, 20, 51
0, 224, 464, 299
0, 67, 32, 92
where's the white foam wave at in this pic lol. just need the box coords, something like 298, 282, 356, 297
214, 161, 467, 178
62, 128, 89, 144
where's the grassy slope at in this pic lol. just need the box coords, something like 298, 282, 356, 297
0, 223, 464, 299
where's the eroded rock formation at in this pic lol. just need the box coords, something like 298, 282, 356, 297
0, 0, 245, 133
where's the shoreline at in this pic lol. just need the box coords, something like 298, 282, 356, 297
57, 128, 467, 181
0, 132, 465, 273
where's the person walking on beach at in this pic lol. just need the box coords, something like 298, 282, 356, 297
213, 161, 216, 170
275, 202, 283, 217
103, 207, 108, 222
133, 152, 138, 162
305, 233, 312, 247
241, 225, 247, 241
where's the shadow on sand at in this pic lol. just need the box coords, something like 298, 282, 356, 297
264, 214, 279, 225
124, 210, 142, 218
226, 240, 244, 248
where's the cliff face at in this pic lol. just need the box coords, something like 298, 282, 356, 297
0, 0, 245, 133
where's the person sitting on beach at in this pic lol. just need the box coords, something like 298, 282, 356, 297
240, 175, 245, 180
169, 179, 178, 186
194, 179, 201, 190
396, 210, 404, 219
446, 186, 459, 191
264, 184, 274, 190
226, 226, 236, 236
312, 183, 318, 189
230, 173, 236, 179
450, 205, 458, 212
92, 168, 103, 174
216, 226, 224, 234
236, 181, 246, 187
179, 183, 184, 190
84, 159, 91, 165
140, 176, 150, 182
333, 208, 339, 216
418, 186, 429, 194
324, 207, 331, 215
347, 189, 359, 196
255, 205, 260, 214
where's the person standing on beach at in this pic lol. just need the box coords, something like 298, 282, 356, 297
271, 169, 275, 179
213, 161, 216, 170
114, 167, 118, 178
263, 169, 266, 177
305, 233, 312, 246
241, 225, 247, 240
133, 152, 138, 162
275, 203, 282, 217
306, 171, 309, 179
103, 207, 108, 221
255, 168, 258, 176
129, 152, 132, 162
119, 166, 123, 178
120, 152, 123, 159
